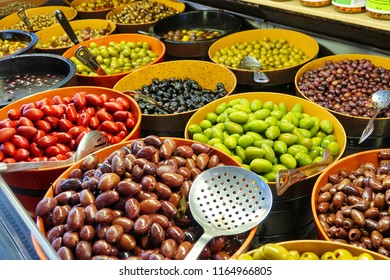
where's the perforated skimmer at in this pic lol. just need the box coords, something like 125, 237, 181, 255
184, 166, 273, 260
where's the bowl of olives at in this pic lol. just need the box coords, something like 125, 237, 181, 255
71, 0, 133, 19
106, 0, 185, 34
208, 29, 319, 86
35, 19, 117, 55
34, 135, 257, 260
0, 5, 77, 32
148, 10, 242, 59
0, 29, 38, 61
113, 60, 237, 137
295, 54, 390, 142
0, 0, 47, 19
62, 33, 166, 88
312, 149, 390, 258
0, 53, 77, 107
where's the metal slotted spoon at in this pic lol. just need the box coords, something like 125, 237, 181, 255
0, 130, 109, 173
184, 166, 273, 260
359, 89, 390, 144
238, 56, 270, 83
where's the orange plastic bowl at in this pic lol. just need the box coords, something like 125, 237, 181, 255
62, 33, 166, 88
34, 137, 256, 260
0, 86, 141, 218
312, 149, 388, 245
35, 19, 117, 55
106, 0, 185, 34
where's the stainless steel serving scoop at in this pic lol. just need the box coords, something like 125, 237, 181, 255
276, 148, 333, 196
238, 56, 270, 83
74, 45, 107, 76
123, 90, 174, 114
17, 8, 33, 32
0, 130, 109, 173
359, 89, 390, 144
184, 166, 273, 260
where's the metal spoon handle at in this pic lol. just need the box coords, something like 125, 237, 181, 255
253, 71, 270, 83
75, 45, 107, 75
124, 90, 174, 114
0, 157, 73, 173
55, 9, 79, 45
184, 231, 213, 260
17, 8, 33, 31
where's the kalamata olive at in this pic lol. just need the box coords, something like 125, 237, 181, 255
150, 223, 165, 246
195, 153, 209, 170
98, 173, 121, 191
174, 145, 193, 158
62, 231, 79, 249
51, 205, 68, 226
94, 208, 115, 224
46, 225, 65, 243
160, 239, 177, 259
112, 216, 134, 233
84, 204, 98, 225
57, 246, 74, 260
79, 189, 95, 206
116, 180, 141, 196
67, 207, 85, 231
134, 215, 152, 235
75, 241, 93, 260
166, 226, 185, 243
378, 216, 390, 232
139, 199, 161, 214
159, 200, 178, 218
212, 251, 230, 260
36, 196, 57, 216
141, 175, 157, 192
371, 230, 384, 249
160, 172, 184, 188
174, 241, 193, 260
117, 233, 136, 251
79, 225, 96, 241
95, 190, 119, 209
105, 224, 124, 243
93, 239, 112, 256
154, 182, 172, 199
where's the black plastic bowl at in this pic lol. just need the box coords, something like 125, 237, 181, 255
0, 53, 77, 107
149, 10, 242, 59
0, 30, 38, 61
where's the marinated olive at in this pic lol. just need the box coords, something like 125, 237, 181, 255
212, 37, 308, 70
162, 29, 223, 42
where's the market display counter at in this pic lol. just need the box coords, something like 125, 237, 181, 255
186, 0, 390, 54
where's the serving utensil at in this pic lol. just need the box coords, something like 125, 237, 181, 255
276, 148, 333, 196
359, 89, 390, 144
54, 9, 79, 45
74, 45, 107, 75
0, 130, 109, 173
238, 56, 269, 83
184, 166, 272, 260
17, 8, 33, 32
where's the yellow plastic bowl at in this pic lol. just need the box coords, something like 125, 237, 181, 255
113, 60, 237, 136
62, 33, 166, 88
312, 149, 389, 251
208, 29, 319, 86
0, 6, 77, 32
35, 19, 116, 55
106, 0, 186, 34
184, 92, 347, 199
295, 54, 390, 139
34, 137, 256, 260
242, 240, 389, 260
